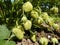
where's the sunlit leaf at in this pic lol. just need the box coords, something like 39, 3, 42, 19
0, 25, 11, 40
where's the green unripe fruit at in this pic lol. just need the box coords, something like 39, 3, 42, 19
31, 10, 39, 19
21, 15, 27, 23
17, 25, 25, 33
37, 17, 44, 24
31, 34, 36, 42
52, 24, 59, 30
39, 37, 48, 45
23, 20, 32, 30
51, 37, 58, 44
12, 27, 24, 40
41, 12, 49, 20
45, 18, 54, 26
22, 2, 33, 12
50, 6, 58, 13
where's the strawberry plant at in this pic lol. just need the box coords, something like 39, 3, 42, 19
0, 0, 60, 45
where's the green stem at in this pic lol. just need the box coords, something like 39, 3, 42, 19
22, 9, 25, 16
29, 30, 35, 35
8, 34, 15, 41
53, 43, 55, 45
16, 18, 19, 27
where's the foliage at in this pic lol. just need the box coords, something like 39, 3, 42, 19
0, 0, 60, 45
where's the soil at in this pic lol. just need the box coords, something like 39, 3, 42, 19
16, 22, 60, 45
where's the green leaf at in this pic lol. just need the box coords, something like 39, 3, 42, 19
0, 25, 11, 40
4, 41, 16, 45
8, 41, 16, 45
0, 40, 6, 45
0, 40, 16, 45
